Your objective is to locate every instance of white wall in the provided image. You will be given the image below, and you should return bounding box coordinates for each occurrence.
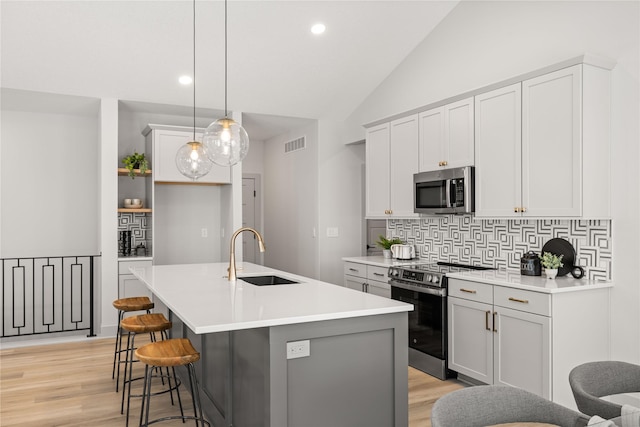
[317,119,366,286]
[346,0,640,362]
[1,107,100,257]
[263,122,319,279]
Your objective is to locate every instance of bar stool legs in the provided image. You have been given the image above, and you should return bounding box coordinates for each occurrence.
[136,338,210,427]
[112,296,154,392]
[119,313,175,427]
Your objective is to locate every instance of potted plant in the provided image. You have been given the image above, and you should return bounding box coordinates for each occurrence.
[539,252,564,279]
[122,151,149,179]
[376,235,403,259]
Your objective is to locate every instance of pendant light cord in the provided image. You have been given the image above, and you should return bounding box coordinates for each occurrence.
[224,0,228,118]
[192,0,196,140]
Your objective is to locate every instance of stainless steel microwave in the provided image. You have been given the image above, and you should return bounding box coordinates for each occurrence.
[414,166,475,214]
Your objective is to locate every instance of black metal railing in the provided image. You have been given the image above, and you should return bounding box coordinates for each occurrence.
[1,255,99,338]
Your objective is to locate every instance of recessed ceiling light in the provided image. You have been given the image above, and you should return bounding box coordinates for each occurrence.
[311,23,326,35]
[179,75,193,85]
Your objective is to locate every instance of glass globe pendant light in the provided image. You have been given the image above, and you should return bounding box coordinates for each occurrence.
[203,0,250,167]
[176,0,213,180]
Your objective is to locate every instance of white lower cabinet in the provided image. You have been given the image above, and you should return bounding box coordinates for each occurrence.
[344,262,390,298]
[447,277,608,408]
[118,259,152,299]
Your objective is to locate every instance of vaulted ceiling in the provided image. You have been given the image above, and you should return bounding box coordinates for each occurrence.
[1,1,459,139]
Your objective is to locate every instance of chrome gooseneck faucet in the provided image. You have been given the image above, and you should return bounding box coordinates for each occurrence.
[228,227,266,281]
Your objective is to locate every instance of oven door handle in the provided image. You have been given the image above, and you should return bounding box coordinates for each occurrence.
[389,280,446,297]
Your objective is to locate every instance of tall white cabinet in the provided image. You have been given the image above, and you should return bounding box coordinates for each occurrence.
[475,64,611,218]
[365,115,418,218]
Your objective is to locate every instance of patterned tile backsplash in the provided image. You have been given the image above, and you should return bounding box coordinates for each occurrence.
[118,212,152,256]
[388,217,611,280]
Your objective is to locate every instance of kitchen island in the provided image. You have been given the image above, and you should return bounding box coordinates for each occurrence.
[130,262,412,427]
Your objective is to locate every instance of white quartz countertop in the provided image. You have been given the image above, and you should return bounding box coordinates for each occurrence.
[342,255,423,267]
[447,269,613,294]
[130,262,412,334]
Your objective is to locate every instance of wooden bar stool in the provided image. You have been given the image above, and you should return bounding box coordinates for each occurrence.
[136,338,210,427]
[112,296,154,391]
[120,313,173,427]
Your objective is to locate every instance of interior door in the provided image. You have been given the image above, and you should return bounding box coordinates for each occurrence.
[242,177,257,263]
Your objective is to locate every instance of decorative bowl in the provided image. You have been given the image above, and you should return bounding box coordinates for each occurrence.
[124,201,143,209]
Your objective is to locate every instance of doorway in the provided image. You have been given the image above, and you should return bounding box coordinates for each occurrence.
[366,219,386,256]
[242,175,262,265]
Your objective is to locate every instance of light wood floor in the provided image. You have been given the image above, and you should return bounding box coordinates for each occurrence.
[1,337,465,426]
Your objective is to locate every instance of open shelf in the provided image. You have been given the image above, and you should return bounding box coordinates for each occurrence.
[118,208,152,213]
[117,167,152,177]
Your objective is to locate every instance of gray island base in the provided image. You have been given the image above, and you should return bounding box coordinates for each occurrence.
[130,262,411,427]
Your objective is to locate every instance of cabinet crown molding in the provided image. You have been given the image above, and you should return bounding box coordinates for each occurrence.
[363,54,616,130]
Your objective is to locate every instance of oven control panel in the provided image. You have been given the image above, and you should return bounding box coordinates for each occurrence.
[388,267,443,286]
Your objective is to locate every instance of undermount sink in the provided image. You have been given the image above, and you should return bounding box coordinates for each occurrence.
[239,275,299,286]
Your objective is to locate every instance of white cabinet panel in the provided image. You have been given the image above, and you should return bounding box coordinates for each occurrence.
[365,115,418,218]
[494,307,551,398]
[343,262,391,298]
[448,296,493,384]
[444,98,475,169]
[118,260,152,298]
[475,64,610,218]
[365,123,391,217]
[146,127,231,184]
[419,97,474,172]
[522,66,581,217]
[474,83,522,217]
[389,115,419,217]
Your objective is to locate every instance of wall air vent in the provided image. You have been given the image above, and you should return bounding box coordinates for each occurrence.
[284,136,306,154]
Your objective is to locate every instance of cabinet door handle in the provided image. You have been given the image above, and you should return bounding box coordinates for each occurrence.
[493,311,498,332]
[460,288,477,294]
[442,161,448,166]
[521,207,527,213]
[362,282,368,292]
[485,310,491,331]
[514,207,520,213]
[373,272,384,277]
[348,268,359,272]
[508,297,529,304]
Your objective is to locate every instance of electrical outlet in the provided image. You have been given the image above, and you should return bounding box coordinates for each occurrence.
[201,228,208,238]
[286,340,310,359]
[326,227,339,238]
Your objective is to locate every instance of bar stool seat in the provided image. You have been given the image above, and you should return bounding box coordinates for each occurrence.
[120,313,173,427]
[136,338,209,426]
[113,296,155,312]
[112,296,155,391]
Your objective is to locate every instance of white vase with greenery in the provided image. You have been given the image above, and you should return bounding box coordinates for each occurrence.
[539,252,564,279]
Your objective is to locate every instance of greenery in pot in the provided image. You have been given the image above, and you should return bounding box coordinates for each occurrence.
[539,252,564,269]
[122,152,149,179]
[376,235,404,250]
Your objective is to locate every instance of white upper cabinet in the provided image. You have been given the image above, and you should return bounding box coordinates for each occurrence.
[475,64,611,218]
[365,122,391,217]
[365,115,419,218]
[144,125,231,184]
[419,97,474,172]
[522,66,582,217]
[475,83,523,217]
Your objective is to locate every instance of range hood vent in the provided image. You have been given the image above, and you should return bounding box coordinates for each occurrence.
[284,136,306,154]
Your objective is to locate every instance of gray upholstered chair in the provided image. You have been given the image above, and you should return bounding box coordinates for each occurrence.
[569,361,640,419]
[430,385,590,427]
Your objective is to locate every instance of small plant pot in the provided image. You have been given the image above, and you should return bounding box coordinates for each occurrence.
[382,249,392,259]
[545,268,558,279]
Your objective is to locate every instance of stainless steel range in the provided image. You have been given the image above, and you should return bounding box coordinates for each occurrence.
[388,262,492,380]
